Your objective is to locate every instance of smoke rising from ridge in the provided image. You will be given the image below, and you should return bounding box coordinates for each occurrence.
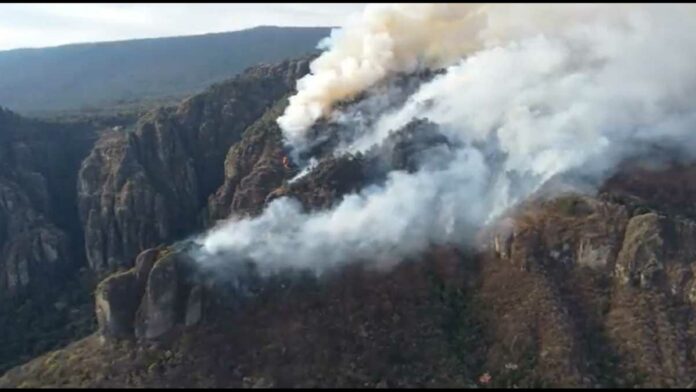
[276,3,490,148]
[191,3,696,277]
[276,3,642,150]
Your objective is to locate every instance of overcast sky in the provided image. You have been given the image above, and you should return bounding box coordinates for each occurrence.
[0,3,367,51]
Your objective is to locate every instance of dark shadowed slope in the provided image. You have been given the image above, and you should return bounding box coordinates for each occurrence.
[0,55,312,375]
[0,107,100,373]
[0,26,330,115]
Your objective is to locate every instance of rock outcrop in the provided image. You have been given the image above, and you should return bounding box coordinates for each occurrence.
[95,270,139,341]
[207,102,371,221]
[482,179,696,387]
[96,247,201,342]
[207,99,295,220]
[78,58,312,276]
[265,154,367,211]
[487,194,630,272]
[209,117,452,221]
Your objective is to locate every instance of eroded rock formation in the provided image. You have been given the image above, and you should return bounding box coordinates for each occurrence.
[96,247,201,342]
[78,58,312,276]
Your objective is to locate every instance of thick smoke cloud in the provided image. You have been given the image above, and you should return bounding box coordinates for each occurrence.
[194,146,490,276]
[192,3,696,277]
[276,3,486,148]
[276,3,642,150]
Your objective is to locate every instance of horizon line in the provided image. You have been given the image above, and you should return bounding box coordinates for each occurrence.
[0,24,337,53]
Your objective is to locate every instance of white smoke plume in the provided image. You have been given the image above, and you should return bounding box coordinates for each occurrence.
[195,147,490,276]
[192,3,696,277]
[276,3,478,147]
[276,3,641,151]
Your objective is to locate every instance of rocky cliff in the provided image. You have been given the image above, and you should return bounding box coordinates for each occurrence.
[94,247,202,342]
[206,98,295,220]
[78,58,312,276]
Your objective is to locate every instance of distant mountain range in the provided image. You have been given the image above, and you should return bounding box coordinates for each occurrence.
[0,26,331,115]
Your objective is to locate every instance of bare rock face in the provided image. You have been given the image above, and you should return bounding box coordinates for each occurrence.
[265,154,366,212]
[487,194,629,272]
[96,247,201,342]
[615,213,666,288]
[207,99,293,220]
[209,117,449,222]
[95,270,139,341]
[94,247,165,341]
[78,58,311,277]
[614,212,696,298]
[135,253,186,340]
[185,285,203,327]
[91,254,140,342]
[78,131,174,275]
[134,247,161,289]
[207,104,370,221]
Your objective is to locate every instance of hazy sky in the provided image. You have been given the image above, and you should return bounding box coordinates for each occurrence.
[0,3,367,51]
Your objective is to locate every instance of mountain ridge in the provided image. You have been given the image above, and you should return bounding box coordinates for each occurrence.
[0,25,335,53]
[0,26,330,114]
